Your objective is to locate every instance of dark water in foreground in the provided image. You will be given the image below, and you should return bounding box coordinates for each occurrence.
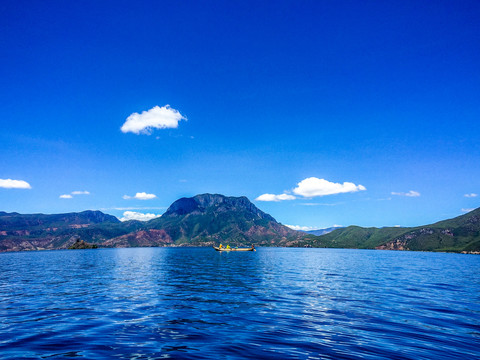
[0,248,479,359]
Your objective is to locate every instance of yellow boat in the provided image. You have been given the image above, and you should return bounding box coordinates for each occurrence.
[213,245,256,251]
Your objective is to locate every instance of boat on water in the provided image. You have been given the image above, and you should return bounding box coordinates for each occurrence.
[213,245,256,251]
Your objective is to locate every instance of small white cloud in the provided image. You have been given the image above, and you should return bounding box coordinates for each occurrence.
[0,179,31,189]
[99,206,166,211]
[293,177,366,197]
[391,190,420,197]
[114,207,165,211]
[464,193,478,198]
[71,190,90,195]
[123,192,157,200]
[121,105,187,135]
[59,190,90,199]
[286,224,343,231]
[462,208,475,213]
[405,191,420,197]
[285,224,320,231]
[120,211,161,222]
[299,202,340,206]
[255,193,296,202]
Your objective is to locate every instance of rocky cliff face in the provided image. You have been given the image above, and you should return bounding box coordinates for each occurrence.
[163,193,275,221]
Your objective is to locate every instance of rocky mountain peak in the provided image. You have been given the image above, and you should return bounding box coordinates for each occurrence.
[163,193,275,221]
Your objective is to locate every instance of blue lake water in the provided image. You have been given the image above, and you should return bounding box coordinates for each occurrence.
[0,247,479,359]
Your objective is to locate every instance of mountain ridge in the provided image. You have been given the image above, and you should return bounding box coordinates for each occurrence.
[1,195,479,253]
[0,194,308,251]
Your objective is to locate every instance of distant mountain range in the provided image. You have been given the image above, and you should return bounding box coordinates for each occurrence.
[0,194,307,252]
[1,194,479,253]
[305,227,343,236]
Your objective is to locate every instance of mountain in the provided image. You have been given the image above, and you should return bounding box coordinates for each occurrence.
[305,227,343,236]
[314,208,480,252]
[0,194,309,251]
[0,210,119,230]
[2,197,478,253]
[106,194,306,247]
[0,210,141,252]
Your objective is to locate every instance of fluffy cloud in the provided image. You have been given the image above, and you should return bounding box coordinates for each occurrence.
[119,211,161,222]
[464,193,478,198]
[255,193,296,202]
[293,177,366,197]
[391,190,420,197]
[60,194,73,199]
[0,179,31,189]
[123,192,157,200]
[121,105,186,135]
[255,177,366,202]
[71,190,90,195]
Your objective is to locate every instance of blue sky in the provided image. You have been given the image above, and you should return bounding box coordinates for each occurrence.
[1,0,479,229]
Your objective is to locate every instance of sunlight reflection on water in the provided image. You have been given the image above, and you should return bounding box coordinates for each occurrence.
[0,247,479,359]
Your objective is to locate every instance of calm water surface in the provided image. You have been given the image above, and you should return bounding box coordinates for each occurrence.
[0,247,479,359]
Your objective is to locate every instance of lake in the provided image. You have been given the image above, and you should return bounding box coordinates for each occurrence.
[0,247,479,359]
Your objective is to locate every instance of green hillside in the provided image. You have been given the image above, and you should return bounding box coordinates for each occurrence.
[315,208,480,252]
[311,226,409,249]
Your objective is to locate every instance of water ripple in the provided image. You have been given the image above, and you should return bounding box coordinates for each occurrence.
[0,248,479,359]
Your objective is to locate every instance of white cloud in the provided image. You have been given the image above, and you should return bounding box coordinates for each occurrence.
[293,177,366,197]
[391,190,420,197]
[462,208,475,213]
[255,193,296,202]
[120,211,161,222]
[71,190,90,195]
[105,207,166,211]
[59,190,90,199]
[121,105,187,135]
[299,202,341,206]
[123,192,157,200]
[464,193,478,198]
[286,224,343,231]
[0,179,31,189]
[285,225,320,231]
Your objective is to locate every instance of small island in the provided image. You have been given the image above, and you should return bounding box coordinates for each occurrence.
[68,239,98,250]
